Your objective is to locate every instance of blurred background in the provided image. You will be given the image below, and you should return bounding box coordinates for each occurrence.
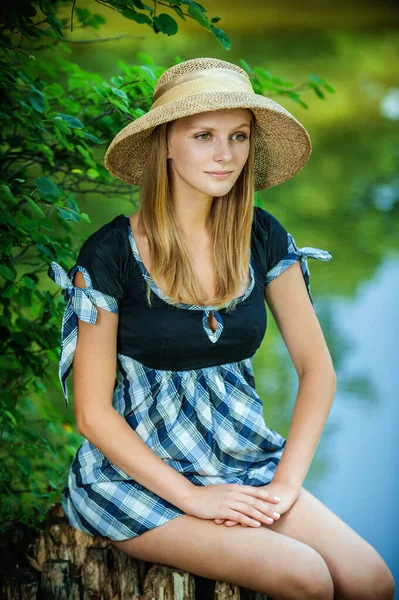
[57,0,399,582]
[4,0,398,589]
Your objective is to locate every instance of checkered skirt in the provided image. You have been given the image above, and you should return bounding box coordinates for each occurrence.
[47,227,331,541]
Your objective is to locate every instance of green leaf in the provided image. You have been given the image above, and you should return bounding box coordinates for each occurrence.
[0,265,15,282]
[23,195,47,218]
[309,83,325,99]
[4,411,17,426]
[253,66,272,81]
[29,88,46,114]
[188,6,210,29]
[133,12,152,25]
[36,144,55,167]
[308,74,324,85]
[86,168,99,179]
[2,241,13,256]
[137,51,155,66]
[239,58,252,75]
[46,14,64,37]
[51,117,72,134]
[210,26,231,50]
[17,70,30,84]
[132,0,148,8]
[35,177,61,201]
[75,145,91,159]
[57,208,74,221]
[153,13,178,36]
[82,132,103,144]
[109,98,128,112]
[46,83,64,98]
[139,65,157,82]
[55,114,84,129]
[171,5,186,20]
[79,213,91,224]
[130,107,147,118]
[322,82,336,94]
[0,184,17,206]
[60,197,81,222]
[270,76,293,88]
[121,8,151,25]
[111,87,128,100]
[21,276,36,291]
[2,283,18,298]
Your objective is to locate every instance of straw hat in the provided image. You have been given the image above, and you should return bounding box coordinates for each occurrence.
[104,57,312,191]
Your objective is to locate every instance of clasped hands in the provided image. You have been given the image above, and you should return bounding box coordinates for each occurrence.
[185,480,300,528]
[216,481,300,527]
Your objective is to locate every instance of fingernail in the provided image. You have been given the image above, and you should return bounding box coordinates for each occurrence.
[273,512,280,519]
[274,496,281,501]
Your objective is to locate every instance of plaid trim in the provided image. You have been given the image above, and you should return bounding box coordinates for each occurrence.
[48,226,330,542]
[61,353,286,541]
[266,232,332,313]
[47,262,119,408]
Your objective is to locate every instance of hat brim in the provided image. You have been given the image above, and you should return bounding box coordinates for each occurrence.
[104,91,312,191]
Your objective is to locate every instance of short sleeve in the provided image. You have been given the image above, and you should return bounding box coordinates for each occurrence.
[252,206,332,312]
[47,220,126,408]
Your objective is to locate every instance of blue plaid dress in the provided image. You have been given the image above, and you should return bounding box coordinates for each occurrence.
[47,206,332,541]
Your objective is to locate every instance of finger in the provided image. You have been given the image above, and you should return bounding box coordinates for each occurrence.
[226,520,254,527]
[223,507,264,528]
[231,500,276,525]
[240,486,281,504]
[235,494,281,522]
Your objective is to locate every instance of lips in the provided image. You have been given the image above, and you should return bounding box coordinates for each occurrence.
[206,171,232,180]
[206,171,232,174]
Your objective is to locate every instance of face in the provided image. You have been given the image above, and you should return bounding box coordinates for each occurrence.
[166,108,252,198]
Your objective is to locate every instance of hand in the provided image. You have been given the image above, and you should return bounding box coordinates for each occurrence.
[214,481,300,528]
[184,483,282,528]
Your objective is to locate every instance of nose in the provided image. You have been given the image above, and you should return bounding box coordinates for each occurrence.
[213,136,233,163]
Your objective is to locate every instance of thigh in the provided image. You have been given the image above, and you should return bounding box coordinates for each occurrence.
[112,513,334,600]
[264,486,395,600]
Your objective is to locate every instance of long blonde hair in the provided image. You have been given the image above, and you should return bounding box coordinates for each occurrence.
[137,110,256,311]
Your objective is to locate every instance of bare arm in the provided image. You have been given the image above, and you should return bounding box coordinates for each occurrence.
[264,261,337,491]
[72,271,195,513]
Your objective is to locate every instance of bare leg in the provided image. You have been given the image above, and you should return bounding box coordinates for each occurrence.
[111,501,334,599]
[257,487,395,600]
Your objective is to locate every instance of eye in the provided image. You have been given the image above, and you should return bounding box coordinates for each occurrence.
[195,132,248,141]
[196,132,211,140]
[234,133,248,141]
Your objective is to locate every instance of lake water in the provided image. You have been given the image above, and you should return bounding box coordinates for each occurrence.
[259,255,399,592]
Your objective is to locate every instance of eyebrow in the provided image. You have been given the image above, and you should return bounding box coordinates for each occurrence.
[188,123,251,130]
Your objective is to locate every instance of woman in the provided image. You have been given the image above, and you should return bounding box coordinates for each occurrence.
[48,58,395,599]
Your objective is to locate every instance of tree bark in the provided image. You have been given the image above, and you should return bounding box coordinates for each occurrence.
[0,502,269,599]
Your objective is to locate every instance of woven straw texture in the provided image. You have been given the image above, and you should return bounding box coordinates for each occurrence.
[104,57,312,191]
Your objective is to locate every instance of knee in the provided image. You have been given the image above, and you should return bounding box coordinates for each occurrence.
[294,548,334,600]
[340,552,396,600]
[364,557,395,600]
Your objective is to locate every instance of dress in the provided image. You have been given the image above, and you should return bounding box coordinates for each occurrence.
[47,206,332,541]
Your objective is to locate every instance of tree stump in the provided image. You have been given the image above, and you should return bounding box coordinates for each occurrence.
[0,502,269,599]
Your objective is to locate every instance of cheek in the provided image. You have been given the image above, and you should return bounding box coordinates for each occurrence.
[236,143,250,163]
[174,142,207,169]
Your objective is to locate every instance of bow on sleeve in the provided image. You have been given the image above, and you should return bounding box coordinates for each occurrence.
[47,261,119,408]
[266,232,332,313]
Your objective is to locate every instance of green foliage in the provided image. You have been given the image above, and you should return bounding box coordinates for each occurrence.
[0,0,332,536]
